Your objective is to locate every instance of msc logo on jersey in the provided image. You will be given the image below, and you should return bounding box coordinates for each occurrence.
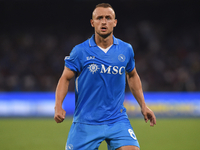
[118,54,126,62]
[88,64,100,74]
[88,64,125,75]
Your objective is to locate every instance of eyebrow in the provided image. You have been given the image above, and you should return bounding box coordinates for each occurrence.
[96,15,113,19]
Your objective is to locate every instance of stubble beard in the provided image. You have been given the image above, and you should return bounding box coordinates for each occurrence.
[96,30,113,39]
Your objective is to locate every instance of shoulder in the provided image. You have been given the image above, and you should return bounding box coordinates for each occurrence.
[115,37,133,50]
[74,39,90,50]
[115,37,135,58]
[71,39,90,55]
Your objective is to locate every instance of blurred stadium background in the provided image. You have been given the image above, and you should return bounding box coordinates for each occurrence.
[0,0,200,150]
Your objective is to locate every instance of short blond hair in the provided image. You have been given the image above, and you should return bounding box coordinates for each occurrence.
[95,3,114,9]
[92,3,116,19]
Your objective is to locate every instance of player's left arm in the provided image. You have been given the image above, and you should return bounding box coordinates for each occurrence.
[126,68,156,126]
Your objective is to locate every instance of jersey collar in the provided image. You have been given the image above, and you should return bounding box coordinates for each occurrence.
[89,34,119,47]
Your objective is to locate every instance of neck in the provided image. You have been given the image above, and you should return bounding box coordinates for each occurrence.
[94,33,113,49]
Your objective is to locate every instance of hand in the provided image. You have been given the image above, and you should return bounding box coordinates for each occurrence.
[141,106,156,127]
[54,106,66,123]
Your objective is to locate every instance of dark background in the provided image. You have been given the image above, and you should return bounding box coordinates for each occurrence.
[0,0,200,91]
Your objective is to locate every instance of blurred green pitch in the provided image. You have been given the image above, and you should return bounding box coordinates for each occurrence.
[0,118,199,150]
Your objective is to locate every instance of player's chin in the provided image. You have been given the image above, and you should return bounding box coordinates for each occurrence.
[97,31,112,38]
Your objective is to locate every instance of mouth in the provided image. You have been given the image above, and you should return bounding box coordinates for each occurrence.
[101,27,107,32]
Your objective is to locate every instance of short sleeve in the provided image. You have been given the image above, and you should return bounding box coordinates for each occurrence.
[126,44,135,73]
[64,46,81,73]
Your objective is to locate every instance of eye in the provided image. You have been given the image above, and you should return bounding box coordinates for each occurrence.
[106,16,111,20]
[97,16,103,20]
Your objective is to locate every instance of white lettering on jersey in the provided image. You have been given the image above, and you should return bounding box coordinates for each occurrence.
[112,66,118,74]
[88,64,125,75]
[119,66,125,75]
[87,56,95,60]
[100,65,111,74]
[101,64,125,75]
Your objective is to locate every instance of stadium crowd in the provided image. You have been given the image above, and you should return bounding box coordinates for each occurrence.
[0,1,199,92]
[0,20,199,92]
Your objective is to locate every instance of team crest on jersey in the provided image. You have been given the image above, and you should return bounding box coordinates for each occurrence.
[118,54,125,62]
[88,63,100,74]
[66,144,73,150]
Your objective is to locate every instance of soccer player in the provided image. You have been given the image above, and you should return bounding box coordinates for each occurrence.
[54,3,156,150]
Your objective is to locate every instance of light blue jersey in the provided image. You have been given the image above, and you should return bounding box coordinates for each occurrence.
[65,34,135,124]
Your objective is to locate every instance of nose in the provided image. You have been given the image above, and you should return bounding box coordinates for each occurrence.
[101,18,106,24]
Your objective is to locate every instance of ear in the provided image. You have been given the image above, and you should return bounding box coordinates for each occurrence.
[114,19,117,27]
[90,19,94,27]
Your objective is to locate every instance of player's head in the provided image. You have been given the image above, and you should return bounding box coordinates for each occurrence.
[92,3,116,19]
[91,3,117,38]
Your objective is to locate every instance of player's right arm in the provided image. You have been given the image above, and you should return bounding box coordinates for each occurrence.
[54,66,75,123]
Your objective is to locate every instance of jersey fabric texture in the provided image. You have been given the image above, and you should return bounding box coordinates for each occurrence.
[65,120,140,150]
[65,34,135,125]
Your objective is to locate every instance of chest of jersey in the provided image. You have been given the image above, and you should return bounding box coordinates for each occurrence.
[81,46,128,76]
